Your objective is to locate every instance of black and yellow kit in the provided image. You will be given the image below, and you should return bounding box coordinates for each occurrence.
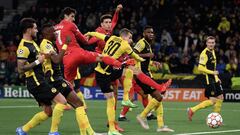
[17,39,59,105]
[95,35,143,93]
[134,38,155,94]
[198,48,223,98]
[40,39,72,98]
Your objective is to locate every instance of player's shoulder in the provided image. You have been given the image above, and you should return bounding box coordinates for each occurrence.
[136,38,145,45]
[18,39,34,50]
[200,48,208,56]
[40,39,53,48]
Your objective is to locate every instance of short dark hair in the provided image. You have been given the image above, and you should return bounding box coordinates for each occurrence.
[100,14,112,22]
[119,28,133,36]
[143,25,153,31]
[60,7,76,19]
[41,23,53,33]
[20,18,36,34]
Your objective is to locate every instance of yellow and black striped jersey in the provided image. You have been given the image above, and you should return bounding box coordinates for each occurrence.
[17,39,45,88]
[199,48,219,84]
[95,35,134,75]
[134,38,152,73]
[40,39,63,82]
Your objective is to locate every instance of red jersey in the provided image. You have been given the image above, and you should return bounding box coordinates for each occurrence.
[54,20,87,52]
[88,10,119,53]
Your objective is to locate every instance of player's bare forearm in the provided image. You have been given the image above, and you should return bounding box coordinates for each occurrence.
[138,53,154,58]
[17,60,37,74]
[50,50,65,64]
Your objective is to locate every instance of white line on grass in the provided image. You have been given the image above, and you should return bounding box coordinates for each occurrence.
[0,105,37,108]
[175,129,240,135]
[0,106,239,112]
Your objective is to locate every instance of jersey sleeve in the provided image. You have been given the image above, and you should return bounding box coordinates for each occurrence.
[17,46,30,60]
[70,23,88,44]
[122,41,133,55]
[110,10,119,33]
[134,40,145,53]
[40,42,55,54]
[199,52,208,66]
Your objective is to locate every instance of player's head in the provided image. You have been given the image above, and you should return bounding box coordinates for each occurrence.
[20,18,38,38]
[206,36,216,50]
[143,25,154,41]
[41,23,55,40]
[100,14,112,31]
[119,28,133,44]
[62,7,76,22]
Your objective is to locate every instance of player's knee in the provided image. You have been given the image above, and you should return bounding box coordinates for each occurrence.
[104,92,114,99]
[218,94,224,100]
[151,91,163,102]
[44,108,53,117]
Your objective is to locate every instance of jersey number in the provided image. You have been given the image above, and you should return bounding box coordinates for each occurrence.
[55,30,63,45]
[103,40,120,56]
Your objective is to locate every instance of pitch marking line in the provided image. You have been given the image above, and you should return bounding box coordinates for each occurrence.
[0,106,240,112]
[175,129,240,135]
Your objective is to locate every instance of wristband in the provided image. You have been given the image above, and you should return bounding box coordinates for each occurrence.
[62,44,68,50]
[34,60,40,65]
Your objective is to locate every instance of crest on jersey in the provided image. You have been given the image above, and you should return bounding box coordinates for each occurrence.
[62,82,67,88]
[51,88,57,93]
[199,56,204,63]
[46,44,52,50]
[18,49,24,54]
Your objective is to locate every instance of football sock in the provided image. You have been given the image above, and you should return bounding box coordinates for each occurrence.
[156,102,164,128]
[140,98,159,118]
[50,103,65,132]
[136,73,164,92]
[77,91,87,109]
[120,106,130,116]
[213,99,223,113]
[123,68,133,101]
[142,97,149,108]
[102,56,121,67]
[22,111,48,132]
[76,106,94,135]
[191,100,214,112]
[107,97,116,131]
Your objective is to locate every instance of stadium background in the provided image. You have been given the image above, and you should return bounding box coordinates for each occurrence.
[0,0,240,135]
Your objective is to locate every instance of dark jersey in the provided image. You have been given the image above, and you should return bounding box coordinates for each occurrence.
[199,48,219,84]
[40,39,63,82]
[16,39,45,88]
[134,38,152,74]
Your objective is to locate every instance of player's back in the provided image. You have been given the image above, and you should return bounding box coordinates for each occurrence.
[102,35,132,59]
[54,20,80,51]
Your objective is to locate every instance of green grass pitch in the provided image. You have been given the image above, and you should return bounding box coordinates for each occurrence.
[0,99,239,135]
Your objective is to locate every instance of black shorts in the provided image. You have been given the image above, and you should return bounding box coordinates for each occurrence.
[95,69,123,93]
[49,79,73,98]
[28,82,59,106]
[135,72,156,94]
[205,82,223,98]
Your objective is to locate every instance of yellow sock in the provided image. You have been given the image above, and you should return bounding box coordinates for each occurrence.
[191,100,214,112]
[76,107,94,135]
[156,102,164,128]
[22,111,48,132]
[140,98,159,118]
[77,91,87,109]
[50,103,65,132]
[213,99,223,113]
[123,68,133,101]
[107,97,116,131]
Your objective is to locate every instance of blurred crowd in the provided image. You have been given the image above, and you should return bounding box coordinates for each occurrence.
[0,0,240,86]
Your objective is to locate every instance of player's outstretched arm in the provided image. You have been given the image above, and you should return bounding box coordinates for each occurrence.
[50,36,70,63]
[198,64,219,75]
[111,4,123,32]
[85,32,108,41]
[130,52,145,62]
[17,55,45,74]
